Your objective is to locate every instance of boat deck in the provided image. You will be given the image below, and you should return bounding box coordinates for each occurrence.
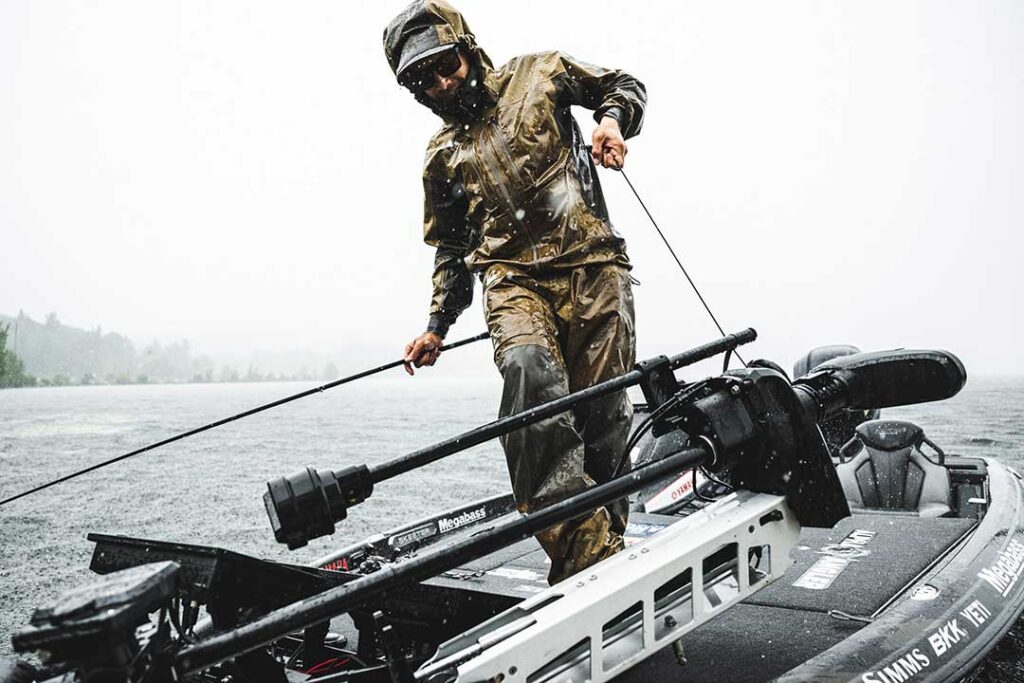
[378,511,975,681]
[622,513,976,681]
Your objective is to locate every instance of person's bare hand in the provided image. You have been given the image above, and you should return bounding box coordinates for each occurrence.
[592,116,627,170]
[403,331,443,375]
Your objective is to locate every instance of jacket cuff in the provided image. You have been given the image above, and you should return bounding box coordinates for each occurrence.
[427,313,451,339]
[595,106,625,127]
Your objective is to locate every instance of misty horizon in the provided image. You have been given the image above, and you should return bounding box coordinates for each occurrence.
[2,1,1021,377]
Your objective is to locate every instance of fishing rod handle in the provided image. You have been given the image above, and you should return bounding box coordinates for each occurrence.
[668,328,756,371]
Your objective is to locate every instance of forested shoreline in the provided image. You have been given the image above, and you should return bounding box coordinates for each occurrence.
[0,312,339,389]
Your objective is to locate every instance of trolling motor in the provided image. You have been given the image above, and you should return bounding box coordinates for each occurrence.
[171,339,966,676]
[264,327,966,548]
[263,330,760,549]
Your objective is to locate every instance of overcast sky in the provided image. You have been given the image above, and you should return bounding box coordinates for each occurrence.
[1,1,1021,377]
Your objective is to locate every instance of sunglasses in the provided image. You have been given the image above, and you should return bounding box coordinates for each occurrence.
[402,48,462,93]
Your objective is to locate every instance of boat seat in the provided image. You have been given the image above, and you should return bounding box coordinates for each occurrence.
[836,420,952,518]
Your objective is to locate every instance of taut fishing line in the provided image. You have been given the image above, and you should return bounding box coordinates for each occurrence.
[616,167,747,368]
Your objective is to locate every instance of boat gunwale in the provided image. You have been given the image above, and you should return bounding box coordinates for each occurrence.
[776,456,1024,682]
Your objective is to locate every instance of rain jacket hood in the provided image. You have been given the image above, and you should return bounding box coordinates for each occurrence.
[383,0,497,121]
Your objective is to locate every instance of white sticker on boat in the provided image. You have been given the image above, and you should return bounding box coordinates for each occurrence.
[860,599,993,682]
[645,470,704,513]
[926,617,968,656]
[977,538,1024,596]
[487,567,546,583]
[792,555,851,590]
[860,649,932,683]
[793,529,877,590]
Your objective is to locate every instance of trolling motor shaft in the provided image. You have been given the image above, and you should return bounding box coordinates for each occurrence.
[264,329,759,549]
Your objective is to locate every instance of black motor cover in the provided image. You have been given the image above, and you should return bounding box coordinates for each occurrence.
[674,368,851,528]
[12,561,179,668]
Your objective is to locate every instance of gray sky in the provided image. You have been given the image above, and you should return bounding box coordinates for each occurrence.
[1,1,1021,377]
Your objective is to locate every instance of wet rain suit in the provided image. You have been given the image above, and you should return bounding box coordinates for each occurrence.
[384,0,647,584]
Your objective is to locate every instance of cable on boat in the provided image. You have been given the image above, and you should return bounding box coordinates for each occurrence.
[615,167,747,368]
[0,331,491,508]
[613,379,710,478]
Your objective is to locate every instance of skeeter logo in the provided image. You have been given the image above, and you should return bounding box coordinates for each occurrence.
[390,522,437,549]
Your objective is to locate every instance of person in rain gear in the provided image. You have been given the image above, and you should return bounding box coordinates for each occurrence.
[384,0,646,584]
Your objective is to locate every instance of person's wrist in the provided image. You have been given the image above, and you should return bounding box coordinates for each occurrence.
[600,115,621,129]
[426,313,450,339]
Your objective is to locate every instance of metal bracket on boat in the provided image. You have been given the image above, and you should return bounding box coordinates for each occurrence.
[636,355,678,410]
[416,491,799,683]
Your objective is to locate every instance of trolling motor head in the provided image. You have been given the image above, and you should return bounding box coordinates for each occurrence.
[644,348,966,527]
[793,345,879,456]
[790,348,966,416]
[264,465,373,549]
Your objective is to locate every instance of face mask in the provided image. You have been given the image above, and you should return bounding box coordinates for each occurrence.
[418,60,491,123]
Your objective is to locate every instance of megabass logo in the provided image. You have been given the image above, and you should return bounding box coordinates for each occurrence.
[438,507,487,533]
[978,538,1024,596]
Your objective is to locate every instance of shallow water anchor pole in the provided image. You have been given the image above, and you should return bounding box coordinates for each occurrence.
[179,441,716,675]
[264,328,758,549]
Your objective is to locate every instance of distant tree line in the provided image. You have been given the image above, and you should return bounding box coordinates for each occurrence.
[0,323,35,387]
[0,312,341,389]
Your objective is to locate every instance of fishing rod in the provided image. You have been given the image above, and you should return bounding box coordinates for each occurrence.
[0,331,490,508]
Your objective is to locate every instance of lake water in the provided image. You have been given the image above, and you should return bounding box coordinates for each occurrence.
[1,373,1022,656]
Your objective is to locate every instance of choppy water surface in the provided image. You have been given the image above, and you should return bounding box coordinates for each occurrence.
[0,374,1022,655]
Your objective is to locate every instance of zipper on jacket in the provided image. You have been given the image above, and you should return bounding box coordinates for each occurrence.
[478,120,540,262]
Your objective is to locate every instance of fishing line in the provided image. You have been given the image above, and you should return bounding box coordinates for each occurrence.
[615,167,746,368]
[0,331,490,508]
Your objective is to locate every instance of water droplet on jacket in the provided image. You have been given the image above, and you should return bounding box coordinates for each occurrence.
[515,209,525,221]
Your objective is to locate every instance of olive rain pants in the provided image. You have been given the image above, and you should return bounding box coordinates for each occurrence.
[484,263,636,584]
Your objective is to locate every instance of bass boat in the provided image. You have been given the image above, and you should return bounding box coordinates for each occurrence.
[6,329,1024,683]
